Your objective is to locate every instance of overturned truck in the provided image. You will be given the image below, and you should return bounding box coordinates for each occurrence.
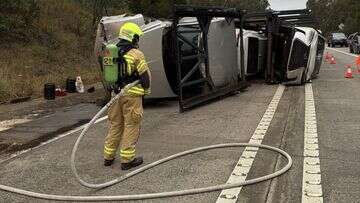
[94,6,325,111]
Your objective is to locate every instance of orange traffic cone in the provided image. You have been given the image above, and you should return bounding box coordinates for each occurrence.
[330,56,336,64]
[345,65,353,78]
[356,55,360,68]
[325,52,331,61]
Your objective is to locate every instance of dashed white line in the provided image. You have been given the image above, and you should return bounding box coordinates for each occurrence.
[302,83,323,203]
[216,85,285,203]
[0,116,108,164]
[326,47,358,58]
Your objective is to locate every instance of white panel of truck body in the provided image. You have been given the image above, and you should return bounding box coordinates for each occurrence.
[140,21,177,98]
[208,18,239,86]
[94,14,145,58]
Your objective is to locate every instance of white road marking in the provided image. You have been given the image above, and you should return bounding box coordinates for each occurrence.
[302,84,323,203]
[0,116,108,164]
[216,85,285,203]
[326,47,358,58]
[0,118,32,132]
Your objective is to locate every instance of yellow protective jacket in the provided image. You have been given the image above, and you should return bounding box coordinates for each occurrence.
[123,48,151,96]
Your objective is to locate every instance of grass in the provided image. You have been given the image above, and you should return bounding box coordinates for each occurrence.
[0,43,102,103]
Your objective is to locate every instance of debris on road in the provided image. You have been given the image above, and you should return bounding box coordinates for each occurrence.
[55,88,67,97]
[87,86,95,93]
[75,76,85,93]
[44,83,56,100]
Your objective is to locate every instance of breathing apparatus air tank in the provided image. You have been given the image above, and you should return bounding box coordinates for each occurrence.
[102,44,119,87]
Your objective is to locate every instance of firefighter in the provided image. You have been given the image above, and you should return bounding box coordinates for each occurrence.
[103,22,151,170]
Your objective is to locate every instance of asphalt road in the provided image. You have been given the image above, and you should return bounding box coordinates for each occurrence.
[0,48,359,202]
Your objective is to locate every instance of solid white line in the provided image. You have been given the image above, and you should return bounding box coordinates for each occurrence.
[326,47,358,58]
[0,116,108,164]
[302,84,323,203]
[216,85,285,203]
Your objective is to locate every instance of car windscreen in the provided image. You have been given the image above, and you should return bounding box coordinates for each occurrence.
[288,39,310,71]
[332,33,346,39]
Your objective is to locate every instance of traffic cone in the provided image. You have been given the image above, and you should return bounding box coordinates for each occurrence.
[330,56,336,64]
[344,65,353,78]
[356,55,360,69]
[325,52,331,61]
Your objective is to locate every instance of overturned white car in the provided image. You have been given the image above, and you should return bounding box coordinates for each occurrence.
[240,9,325,84]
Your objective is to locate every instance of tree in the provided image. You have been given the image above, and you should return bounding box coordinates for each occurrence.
[307,0,360,35]
[0,0,40,42]
[127,0,269,18]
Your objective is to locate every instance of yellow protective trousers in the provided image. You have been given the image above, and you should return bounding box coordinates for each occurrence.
[104,95,143,163]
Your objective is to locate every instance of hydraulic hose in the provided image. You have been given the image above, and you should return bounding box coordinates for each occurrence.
[0,81,293,201]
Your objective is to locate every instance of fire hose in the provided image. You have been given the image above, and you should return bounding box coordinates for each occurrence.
[0,81,292,201]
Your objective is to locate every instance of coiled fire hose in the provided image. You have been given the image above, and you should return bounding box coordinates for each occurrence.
[0,81,292,201]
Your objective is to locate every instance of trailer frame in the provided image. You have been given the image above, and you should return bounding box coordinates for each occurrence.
[173,5,247,112]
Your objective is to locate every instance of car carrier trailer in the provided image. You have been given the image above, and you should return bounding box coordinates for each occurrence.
[94,6,325,111]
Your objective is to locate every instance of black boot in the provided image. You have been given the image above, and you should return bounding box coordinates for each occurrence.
[104,159,114,166]
[121,157,143,170]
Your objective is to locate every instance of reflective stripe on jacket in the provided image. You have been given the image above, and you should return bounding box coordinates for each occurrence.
[123,49,151,96]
